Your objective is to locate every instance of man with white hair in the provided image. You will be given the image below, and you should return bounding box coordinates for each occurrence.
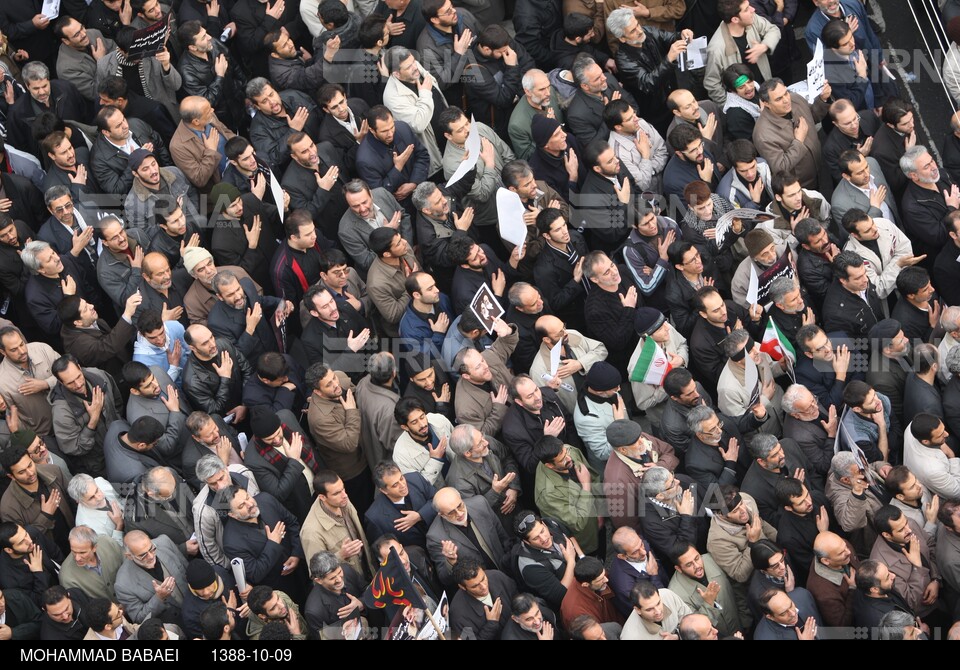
[190,454,260,568]
[826,450,890,556]
[782,384,838,479]
[22,240,91,335]
[508,69,564,160]
[115,530,188,623]
[67,474,123,543]
[58,525,124,600]
[638,467,698,566]
[938,307,960,384]
[445,423,521,527]
[900,145,960,268]
[605,8,691,134]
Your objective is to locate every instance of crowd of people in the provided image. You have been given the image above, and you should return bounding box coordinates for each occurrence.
[0,0,956,643]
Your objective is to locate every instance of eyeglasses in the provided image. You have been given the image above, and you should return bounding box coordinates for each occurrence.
[441,501,466,518]
[702,420,724,435]
[437,5,456,15]
[133,544,158,561]
[53,202,75,214]
[26,438,45,457]
[104,230,126,244]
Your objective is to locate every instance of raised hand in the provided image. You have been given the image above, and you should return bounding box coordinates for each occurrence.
[490,384,508,405]
[244,215,262,249]
[213,350,234,378]
[428,435,448,460]
[820,404,838,437]
[453,207,474,231]
[340,388,357,410]
[265,521,287,544]
[161,301,183,322]
[346,328,371,352]
[265,0,286,19]
[720,437,739,462]
[697,581,721,606]
[613,176,631,204]
[484,597,502,621]
[453,28,473,55]
[161,384,180,413]
[392,144,414,171]
[288,106,309,131]
[428,312,450,333]
[317,165,339,190]
[40,489,61,515]
[543,416,566,437]
[491,471,516,494]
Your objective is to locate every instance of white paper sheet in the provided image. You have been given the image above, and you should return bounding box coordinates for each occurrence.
[496,188,528,250]
[678,36,708,71]
[230,557,247,592]
[416,593,449,640]
[549,339,562,377]
[269,169,284,223]
[744,351,759,407]
[746,263,759,306]
[806,40,826,103]
[42,0,60,19]
[445,116,481,187]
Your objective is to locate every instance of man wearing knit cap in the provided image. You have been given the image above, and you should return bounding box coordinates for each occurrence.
[730,227,794,311]
[182,246,263,326]
[181,559,238,640]
[603,419,679,529]
[527,115,582,199]
[208,181,282,293]
[242,406,319,523]
[529,314,608,414]
[627,307,688,427]
[573,361,629,468]
[123,149,201,233]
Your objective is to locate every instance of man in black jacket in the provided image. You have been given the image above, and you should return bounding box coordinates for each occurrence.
[0,0,58,72]
[899,145,957,272]
[463,26,533,138]
[576,140,636,253]
[774,477,830,588]
[230,0,307,78]
[207,270,292,363]
[450,560,516,640]
[565,55,638,147]
[90,105,170,198]
[317,84,370,178]
[411,170,478,283]
[606,8,691,135]
[6,63,88,159]
[890,266,938,342]
[0,215,38,338]
[182,325,252,424]
[533,209,588,332]
[795,218,840,310]
[281,133,346,240]
[511,0,562,70]
[0,171,47,233]
[501,375,572,476]
[97,76,177,143]
[242,352,305,415]
[637,467,700,567]
[300,284,376,384]
[935,211,960,308]
[821,250,884,340]
[583,251,639,375]
[246,79,320,173]
[179,20,247,135]
[40,586,90,640]
[688,285,760,399]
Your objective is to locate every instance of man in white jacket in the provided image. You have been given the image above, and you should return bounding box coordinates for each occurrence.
[841,210,922,301]
[383,46,447,176]
[393,396,455,487]
[904,413,960,502]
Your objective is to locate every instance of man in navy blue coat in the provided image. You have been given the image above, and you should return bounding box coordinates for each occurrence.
[364,462,438,549]
[355,106,431,210]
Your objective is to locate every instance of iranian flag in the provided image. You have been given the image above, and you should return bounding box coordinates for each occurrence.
[629,337,672,385]
[761,318,796,364]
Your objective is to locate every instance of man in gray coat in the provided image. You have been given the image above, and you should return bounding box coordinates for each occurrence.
[124,363,190,454]
[102,415,185,485]
[55,18,115,101]
[339,181,414,274]
[445,424,521,530]
[830,150,900,230]
[115,531,188,624]
[95,37,183,124]
[426,487,513,587]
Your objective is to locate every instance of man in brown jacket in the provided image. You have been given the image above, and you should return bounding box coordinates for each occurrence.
[706,485,777,585]
[869,505,940,618]
[0,327,60,440]
[753,78,832,191]
[169,96,236,193]
[365,228,419,339]
[182,246,262,326]
[0,433,74,553]
[603,419,678,530]
[305,362,373,514]
[454,319,518,436]
[300,470,375,581]
[807,531,860,628]
[825,451,890,557]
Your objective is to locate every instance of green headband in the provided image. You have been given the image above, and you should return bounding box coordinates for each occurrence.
[734,74,751,89]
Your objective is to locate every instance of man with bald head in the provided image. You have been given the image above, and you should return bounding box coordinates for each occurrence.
[136,252,191,328]
[170,96,236,193]
[115,530,188,624]
[608,526,666,618]
[678,612,720,640]
[528,314,608,413]
[181,324,252,420]
[58,526,124,600]
[665,89,724,158]
[426,487,512,587]
[806,531,860,628]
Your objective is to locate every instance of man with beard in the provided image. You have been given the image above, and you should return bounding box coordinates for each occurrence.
[530,314,607,415]
[317,84,370,177]
[265,27,326,95]
[0,522,63,606]
[222,486,305,594]
[209,184,281,293]
[300,285,374,384]
[37,187,101,311]
[583,252,639,374]
[621,209,678,314]
[453,319,516,437]
[392,397,453,488]
[245,585,308,640]
[181,247,261,327]
[663,125,718,199]
[528,117,581,201]
[58,292,140,382]
[806,530,860,628]
[741,434,817,527]
[753,587,821,640]
[123,362,189,456]
[560,556,624,630]
[501,373,571,474]
[718,140,774,210]
[869,505,939,618]
[245,78,320,174]
[179,21,246,135]
[844,380,894,464]
[135,252,191,329]
[891,267,940,343]
[54,17,114,102]
[191,454,261,568]
[0,439,73,554]
[303,550,367,640]
[823,101,881,185]
[96,216,148,314]
[775,477,831,588]
[0,215,37,334]
[903,413,960,502]
[181,559,242,640]
[91,105,170,197]
[684,405,751,492]
[207,270,291,362]
[132,311,189,387]
[668,543,742,637]
[508,69,564,161]
[533,438,600,555]
[403,353,453,419]
[793,219,840,311]
[124,149,200,232]
[566,55,638,147]
[864,319,911,426]
[41,132,99,200]
[767,278,816,352]
[450,559,516,640]
[852,559,920,635]
[222,138,287,213]
[621,579,690,641]
[40,586,90,640]
[832,150,899,233]
[900,146,960,271]
[688,285,761,399]
[182,324,251,424]
[782,384,839,479]
[887,466,940,536]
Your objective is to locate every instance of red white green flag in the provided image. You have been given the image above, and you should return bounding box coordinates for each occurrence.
[629,337,672,385]
[761,318,796,364]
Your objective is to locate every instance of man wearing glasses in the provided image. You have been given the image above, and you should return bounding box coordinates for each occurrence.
[426,487,511,588]
[115,530,188,624]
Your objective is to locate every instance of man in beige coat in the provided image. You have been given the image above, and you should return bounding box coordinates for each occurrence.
[707,487,777,585]
[300,471,375,581]
[529,315,608,414]
[703,0,781,106]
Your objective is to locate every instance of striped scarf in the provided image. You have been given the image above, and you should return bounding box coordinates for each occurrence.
[253,424,321,475]
[115,52,151,100]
